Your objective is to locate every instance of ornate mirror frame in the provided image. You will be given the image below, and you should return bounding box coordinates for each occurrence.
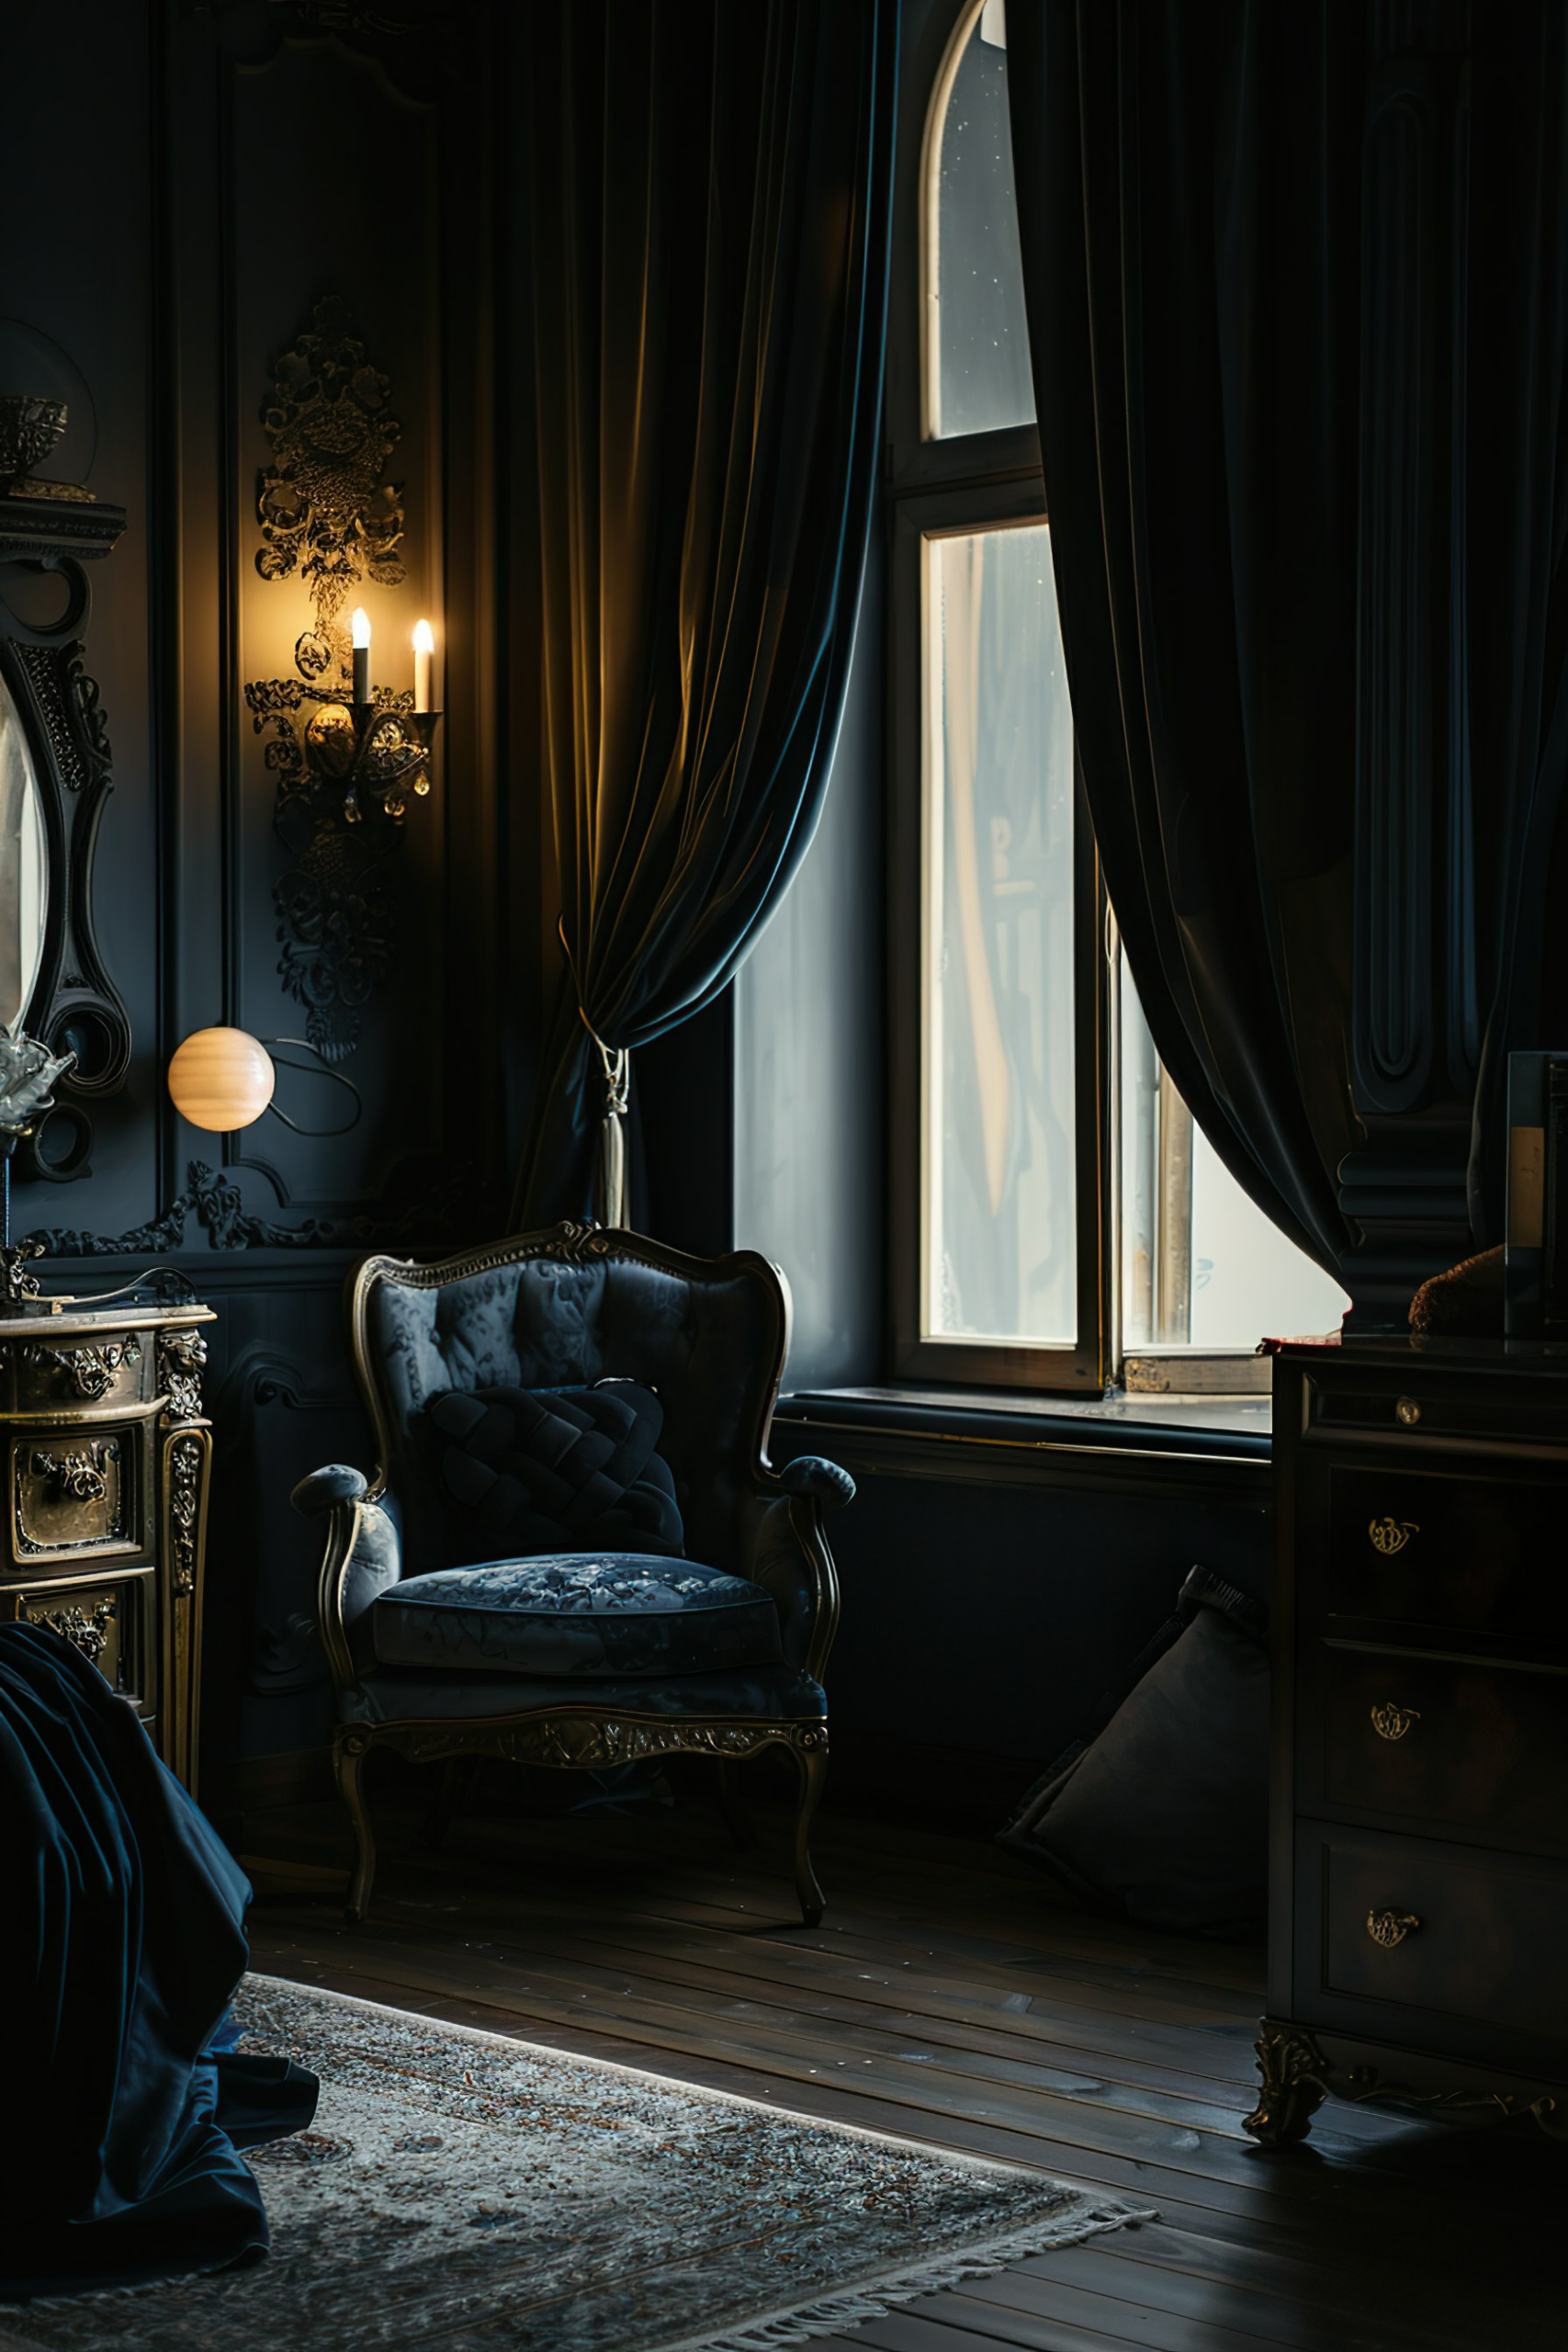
[0,494,131,1182]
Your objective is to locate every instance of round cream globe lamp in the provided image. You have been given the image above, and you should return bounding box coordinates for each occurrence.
[167,1027,276,1132]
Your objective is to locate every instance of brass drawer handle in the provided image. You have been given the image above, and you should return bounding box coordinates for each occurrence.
[24,1337,142,1401]
[1394,1395,1421,1426]
[32,1445,109,1503]
[1368,1516,1419,1555]
[1366,1908,1422,1949]
[1370,1702,1420,1741]
[28,1594,117,1666]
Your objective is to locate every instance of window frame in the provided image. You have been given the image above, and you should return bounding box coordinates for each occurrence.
[886,0,1112,1395]
[887,480,1112,1393]
[885,0,1309,1400]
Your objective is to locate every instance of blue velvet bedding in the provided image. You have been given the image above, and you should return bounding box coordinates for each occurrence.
[0,1624,317,2301]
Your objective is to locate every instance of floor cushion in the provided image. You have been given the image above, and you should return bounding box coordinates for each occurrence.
[997,1565,1269,1938]
[371,1555,784,1679]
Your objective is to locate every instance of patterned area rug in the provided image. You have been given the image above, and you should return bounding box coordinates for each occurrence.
[5,1975,1155,2352]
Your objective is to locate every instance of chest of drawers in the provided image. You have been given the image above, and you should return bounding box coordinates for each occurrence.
[1247,1337,1567,2143]
[0,1296,215,1793]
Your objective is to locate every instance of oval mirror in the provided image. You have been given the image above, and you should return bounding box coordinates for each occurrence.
[0,669,48,1035]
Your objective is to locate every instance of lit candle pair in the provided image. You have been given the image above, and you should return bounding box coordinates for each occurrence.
[350,609,437,711]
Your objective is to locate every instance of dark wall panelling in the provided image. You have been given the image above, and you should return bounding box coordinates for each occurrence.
[190,1250,372,1822]
[1339,16,1476,1315]
[768,1413,1270,1829]
[2,0,512,1809]
[1,1,159,1206]
[5,0,1269,1840]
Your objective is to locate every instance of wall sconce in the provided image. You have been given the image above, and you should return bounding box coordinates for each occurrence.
[168,1027,360,1136]
[244,296,444,1059]
[299,609,442,826]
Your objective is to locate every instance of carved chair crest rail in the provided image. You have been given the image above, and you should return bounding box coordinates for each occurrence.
[293,1221,853,1924]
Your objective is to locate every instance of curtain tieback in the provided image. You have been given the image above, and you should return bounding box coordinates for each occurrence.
[579,1007,630,1230]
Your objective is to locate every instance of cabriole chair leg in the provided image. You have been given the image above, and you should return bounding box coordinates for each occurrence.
[792,1737,829,1927]
[337,1735,377,1924]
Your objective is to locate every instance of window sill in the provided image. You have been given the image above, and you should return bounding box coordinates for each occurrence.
[773,1382,1272,1461]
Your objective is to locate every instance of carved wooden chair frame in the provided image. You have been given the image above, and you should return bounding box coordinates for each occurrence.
[294,1222,844,1925]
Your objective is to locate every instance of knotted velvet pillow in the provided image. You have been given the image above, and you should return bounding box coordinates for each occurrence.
[426,1379,685,1559]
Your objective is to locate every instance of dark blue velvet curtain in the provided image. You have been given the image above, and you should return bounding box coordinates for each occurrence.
[1005,0,1365,1275]
[0,1627,316,2300]
[512,0,896,1228]
[1006,2,1568,1276]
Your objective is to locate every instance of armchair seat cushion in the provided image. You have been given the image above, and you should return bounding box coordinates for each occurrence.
[369,1554,784,1680]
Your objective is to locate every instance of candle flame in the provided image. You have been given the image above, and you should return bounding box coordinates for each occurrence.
[413,618,434,653]
[351,607,372,649]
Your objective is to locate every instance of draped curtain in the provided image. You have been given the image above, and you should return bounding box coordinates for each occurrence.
[512,0,896,1229]
[1005,1,1568,1282]
[1006,0,1365,1276]
[1460,6,1568,1234]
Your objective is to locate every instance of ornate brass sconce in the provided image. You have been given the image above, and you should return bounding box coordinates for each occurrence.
[243,297,441,1060]
[298,692,441,824]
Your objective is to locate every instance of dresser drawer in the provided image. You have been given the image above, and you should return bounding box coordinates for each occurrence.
[1294,1823,1568,2065]
[1305,1646,1568,1854]
[9,1571,154,1712]
[8,1426,147,1566]
[1314,1464,1568,1642]
[7,1329,155,1414]
[1304,1370,1567,1453]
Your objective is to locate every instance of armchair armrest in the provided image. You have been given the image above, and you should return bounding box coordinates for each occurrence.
[778,1454,856,1510]
[291,1463,370,1516]
[741,1454,852,1682]
[291,1462,401,1691]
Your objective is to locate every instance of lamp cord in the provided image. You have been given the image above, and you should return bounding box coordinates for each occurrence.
[259,1038,363,1136]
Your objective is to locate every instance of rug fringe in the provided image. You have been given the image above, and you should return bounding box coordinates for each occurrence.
[657,2199,1158,2352]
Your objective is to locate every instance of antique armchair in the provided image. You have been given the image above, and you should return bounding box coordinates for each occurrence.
[292,1223,852,1925]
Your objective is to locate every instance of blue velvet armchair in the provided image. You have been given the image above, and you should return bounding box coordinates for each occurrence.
[292,1222,853,1924]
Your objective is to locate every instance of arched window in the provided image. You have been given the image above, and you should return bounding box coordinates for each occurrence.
[923,0,1034,441]
[889,0,1347,1392]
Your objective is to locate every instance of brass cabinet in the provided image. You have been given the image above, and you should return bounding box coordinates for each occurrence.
[0,1299,214,1792]
[1247,1337,1568,2143]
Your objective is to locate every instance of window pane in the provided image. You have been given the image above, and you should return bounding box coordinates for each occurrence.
[930,0,1035,440]
[1119,956,1350,1349]
[924,525,1075,1345]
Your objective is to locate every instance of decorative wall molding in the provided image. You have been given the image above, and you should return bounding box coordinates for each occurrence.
[266,0,428,42]
[23,1156,468,1257]
[244,297,415,1061]
[1340,20,1478,1318]
[0,495,133,1181]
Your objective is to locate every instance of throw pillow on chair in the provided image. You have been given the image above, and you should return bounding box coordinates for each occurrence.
[426,1379,684,1556]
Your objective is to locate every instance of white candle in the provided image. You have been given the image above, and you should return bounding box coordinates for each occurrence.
[413,617,434,712]
[351,606,371,705]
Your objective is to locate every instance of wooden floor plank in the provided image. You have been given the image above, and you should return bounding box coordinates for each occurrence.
[1008,2246,1474,2352]
[260,1907,1393,2153]
[930,2276,1291,2351]
[271,1798,1268,2023]
[243,1796,1557,2352]
[254,1919,1438,2210]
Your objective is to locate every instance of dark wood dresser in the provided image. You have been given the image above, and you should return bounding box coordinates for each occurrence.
[1247,1335,1567,2142]
[0,1297,215,1795]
